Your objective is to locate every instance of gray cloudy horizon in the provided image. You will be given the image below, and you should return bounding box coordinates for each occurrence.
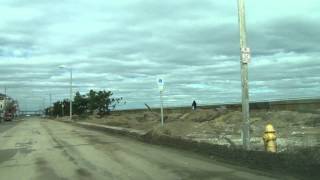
[0,0,319,111]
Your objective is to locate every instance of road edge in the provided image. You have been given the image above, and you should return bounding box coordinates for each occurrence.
[56,119,319,180]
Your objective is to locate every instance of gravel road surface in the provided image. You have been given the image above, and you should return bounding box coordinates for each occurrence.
[0,117,294,180]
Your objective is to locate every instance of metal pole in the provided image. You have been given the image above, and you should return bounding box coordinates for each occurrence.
[1,87,6,123]
[4,87,6,112]
[70,68,73,121]
[160,91,164,126]
[237,0,250,150]
[49,93,52,116]
[42,97,45,115]
[4,88,7,119]
[62,103,64,117]
[49,93,52,106]
[42,98,44,110]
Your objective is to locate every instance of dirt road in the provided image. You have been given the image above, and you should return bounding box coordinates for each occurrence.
[0,117,292,180]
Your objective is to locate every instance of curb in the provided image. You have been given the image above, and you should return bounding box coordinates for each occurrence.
[57,119,147,140]
[76,121,146,139]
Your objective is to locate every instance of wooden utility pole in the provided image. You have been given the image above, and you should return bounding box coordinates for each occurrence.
[237,0,251,150]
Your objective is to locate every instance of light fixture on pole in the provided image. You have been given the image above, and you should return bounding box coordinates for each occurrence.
[58,65,73,121]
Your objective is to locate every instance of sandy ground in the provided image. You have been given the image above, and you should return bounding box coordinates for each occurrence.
[77,108,320,151]
[0,117,292,180]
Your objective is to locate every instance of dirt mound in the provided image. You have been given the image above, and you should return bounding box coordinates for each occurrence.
[136,112,159,122]
[183,109,221,122]
[80,108,320,150]
[166,112,184,122]
[106,120,130,128]
[148,120,199,137]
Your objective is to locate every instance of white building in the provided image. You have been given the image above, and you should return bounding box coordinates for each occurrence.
[0,93,17,112]
[0,93,5,112]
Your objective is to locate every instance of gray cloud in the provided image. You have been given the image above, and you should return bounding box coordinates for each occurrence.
[0,0,319,110]
[248,17,320,55]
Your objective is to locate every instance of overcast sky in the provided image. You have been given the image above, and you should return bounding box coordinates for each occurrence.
[0,0,319,111]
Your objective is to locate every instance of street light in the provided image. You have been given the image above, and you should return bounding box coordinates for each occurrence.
[58,65,73,121]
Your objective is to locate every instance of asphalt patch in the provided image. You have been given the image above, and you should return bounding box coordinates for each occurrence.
[0,149,18,163]
[171,168,248,180]
[36,158,68,180]
[76,168,92,177]
[18,148,35,155]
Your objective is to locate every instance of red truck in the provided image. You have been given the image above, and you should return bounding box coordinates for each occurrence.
[3,105,16,121]
[4,111,13,121]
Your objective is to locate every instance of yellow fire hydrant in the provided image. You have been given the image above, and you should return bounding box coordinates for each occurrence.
[263,124,277,153]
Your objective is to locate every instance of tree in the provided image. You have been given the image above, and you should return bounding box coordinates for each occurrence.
[87,90,98,113]
[97,90,111,115]
[73,92,88,115]
[87,89,123,116]
[62,99,70,116]
[53,101,62,117]
[51,100,70,117]
[47,89,124,117]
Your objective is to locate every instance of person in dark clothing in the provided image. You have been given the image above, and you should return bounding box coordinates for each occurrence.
[192,100,197,110]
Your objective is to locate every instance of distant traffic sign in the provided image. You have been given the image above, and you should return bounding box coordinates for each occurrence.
[157,78,164,92]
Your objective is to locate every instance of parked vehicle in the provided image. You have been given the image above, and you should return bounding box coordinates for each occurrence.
[4,112,13,121]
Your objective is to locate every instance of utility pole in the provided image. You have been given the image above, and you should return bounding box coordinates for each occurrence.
[49,93,52,116]
[4,87,6,108]
[237,0,251,150]
[42,97,45,115]
[70,68,73,121]
[49,93,52,106]
[58,65,73,121]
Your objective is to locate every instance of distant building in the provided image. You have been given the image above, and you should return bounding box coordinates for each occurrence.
[0,93,18,113]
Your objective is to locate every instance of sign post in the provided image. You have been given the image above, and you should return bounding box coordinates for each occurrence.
[157,78,164,126]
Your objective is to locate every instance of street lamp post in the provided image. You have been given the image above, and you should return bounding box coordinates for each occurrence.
[59,65,73,121]
[70,68,73,121]
[237,0,251,150]
[49,93,52,116]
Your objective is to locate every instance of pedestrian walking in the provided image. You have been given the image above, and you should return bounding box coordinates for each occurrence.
[192,100,197,110]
